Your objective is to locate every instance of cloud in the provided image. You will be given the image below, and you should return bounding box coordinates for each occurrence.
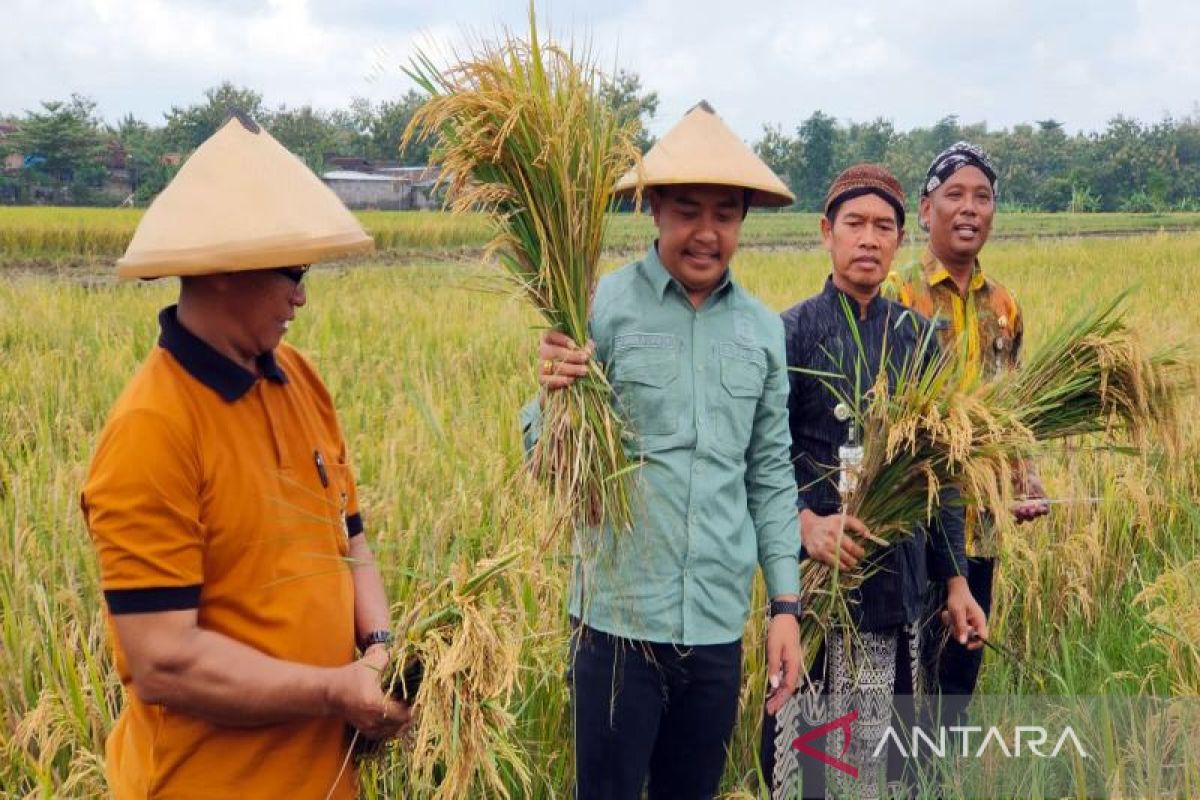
[1,0,1196,135]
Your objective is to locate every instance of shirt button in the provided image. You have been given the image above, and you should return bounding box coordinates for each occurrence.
[697,364,705,373]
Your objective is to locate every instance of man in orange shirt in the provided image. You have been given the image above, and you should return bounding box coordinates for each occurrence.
[81,113,408,799]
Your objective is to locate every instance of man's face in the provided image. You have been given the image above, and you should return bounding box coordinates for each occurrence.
[223,267,308,355]
[821,193,904,296]
[919,165,995,263]
[650,184,744,297]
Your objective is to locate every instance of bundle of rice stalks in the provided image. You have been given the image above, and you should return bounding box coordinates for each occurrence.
[366,547,529,800]
[403,5,642,532]
[798,294,1187,664]
[983,289,1186,453]
[793,326,1011,662]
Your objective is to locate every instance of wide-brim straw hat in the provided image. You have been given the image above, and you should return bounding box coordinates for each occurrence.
[613,101,794,208]
[117,113,374,278]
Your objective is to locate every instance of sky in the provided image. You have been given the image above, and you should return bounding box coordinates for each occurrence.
[2,0,1198,140]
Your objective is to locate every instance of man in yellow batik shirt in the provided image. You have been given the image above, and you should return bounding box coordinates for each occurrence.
[887,141,1049,706]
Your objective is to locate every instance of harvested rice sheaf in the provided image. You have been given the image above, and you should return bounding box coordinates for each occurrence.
[364,547,529,800]
[798,292,1188,666]
[403,3,642,535]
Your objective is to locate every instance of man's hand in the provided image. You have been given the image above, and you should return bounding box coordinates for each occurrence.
[330,646,412,741]
[799,509,868,570]
[537,330,594,392]
[942,576,988,650]
[1012,461,1050,524]
[765,603,803,716]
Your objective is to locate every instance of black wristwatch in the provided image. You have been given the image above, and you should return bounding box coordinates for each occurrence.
[769,599,802,620]
[358,629,393,651]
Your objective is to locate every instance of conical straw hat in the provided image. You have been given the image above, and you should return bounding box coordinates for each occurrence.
[613,101,794,208]
[117,113,374,278]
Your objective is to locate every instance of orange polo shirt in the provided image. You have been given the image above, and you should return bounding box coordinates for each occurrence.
[81,306,363,799]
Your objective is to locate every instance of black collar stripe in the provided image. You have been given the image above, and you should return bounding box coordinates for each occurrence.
[157,305,287,403]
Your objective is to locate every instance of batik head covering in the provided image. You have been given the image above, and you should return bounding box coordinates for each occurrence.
[823,163,907,227]
[920,141,998,199]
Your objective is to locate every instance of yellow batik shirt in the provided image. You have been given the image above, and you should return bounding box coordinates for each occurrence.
[885,247,1023,556]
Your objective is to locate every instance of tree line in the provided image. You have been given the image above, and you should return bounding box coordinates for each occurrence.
[2,78,1197,212]
[0,84,462,204]
[756,111,1200,213]
[0,76,658,206]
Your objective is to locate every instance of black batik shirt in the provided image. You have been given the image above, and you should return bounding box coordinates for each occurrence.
[782,277,967,632]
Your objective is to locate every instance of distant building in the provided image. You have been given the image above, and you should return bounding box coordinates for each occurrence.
[0,123,21,175]
[104,141,127,170]
[320,170,408,210]
[375,165,438,182]
[320,159,440,210]
[325,155,377,172]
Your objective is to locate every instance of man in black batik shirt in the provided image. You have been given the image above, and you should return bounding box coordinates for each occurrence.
[762,164,988,800]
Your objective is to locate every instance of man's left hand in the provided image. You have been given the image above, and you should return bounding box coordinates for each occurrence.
[765,607,803,716]
[943,576,988,651]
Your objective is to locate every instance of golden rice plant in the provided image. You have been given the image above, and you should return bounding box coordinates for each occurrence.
[1136,557,1200,693]
[798,293,1188,664]
[402,4,642,532]
[360,547,529,800]
[2,231,1199,796]
[982,289,1186,454]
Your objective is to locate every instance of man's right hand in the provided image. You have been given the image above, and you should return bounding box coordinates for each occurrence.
[538,330,593,392]
[800,509,868,570]
[330,647,411,741]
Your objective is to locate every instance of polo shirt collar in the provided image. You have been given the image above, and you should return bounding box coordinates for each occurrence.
[921,247,986,293]
[158,305,288,403]
[822,275,887,320]
[639,242,733,302]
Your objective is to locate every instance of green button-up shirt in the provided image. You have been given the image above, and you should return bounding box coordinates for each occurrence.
[522,245,800,645]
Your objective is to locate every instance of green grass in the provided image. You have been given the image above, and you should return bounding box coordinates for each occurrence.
[4,206,1200,263]
[1,232,1198,797]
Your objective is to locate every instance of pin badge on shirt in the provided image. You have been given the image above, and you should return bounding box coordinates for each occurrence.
[835,402,863,500]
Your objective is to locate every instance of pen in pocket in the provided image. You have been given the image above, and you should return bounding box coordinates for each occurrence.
[313,449,329,488]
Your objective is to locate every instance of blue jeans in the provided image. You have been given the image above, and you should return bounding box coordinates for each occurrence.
[569,624,742,800]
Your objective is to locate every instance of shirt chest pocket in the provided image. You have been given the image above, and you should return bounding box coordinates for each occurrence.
[323,460,354,558]
[270,455,351,586]
[714,342,767,457]
[611,334,681,438]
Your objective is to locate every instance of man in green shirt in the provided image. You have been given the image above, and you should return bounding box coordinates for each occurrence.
[525,101,803,799]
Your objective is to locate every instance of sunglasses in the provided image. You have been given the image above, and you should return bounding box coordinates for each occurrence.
[273,266,309,285]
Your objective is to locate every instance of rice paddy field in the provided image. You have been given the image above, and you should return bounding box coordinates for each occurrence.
[4,206,1200,263]
[2,213,1199,797]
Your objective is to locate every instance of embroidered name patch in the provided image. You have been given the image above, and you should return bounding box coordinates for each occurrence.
[615,333,676,351]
